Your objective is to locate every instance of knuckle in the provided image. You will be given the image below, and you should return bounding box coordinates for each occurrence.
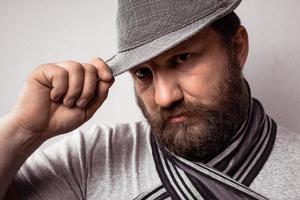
[36,63,54,70]
[55,68,68,78]
[34,63,68,80]
[91,57,105,68]
[92,57,104,63]
[84,64,97,73]
[63,61,84,72]
[65,60,78,66]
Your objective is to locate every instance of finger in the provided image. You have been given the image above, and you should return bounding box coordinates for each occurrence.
[89,57,113,83]
[55,61,84,107]
[34,64,69,101]
[75,63,98,108]
[85,79,114,119]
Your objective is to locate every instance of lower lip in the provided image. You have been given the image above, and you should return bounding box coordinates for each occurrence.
[169,115,187,123]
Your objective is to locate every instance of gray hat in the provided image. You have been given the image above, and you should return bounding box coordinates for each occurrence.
[107,0,242,76]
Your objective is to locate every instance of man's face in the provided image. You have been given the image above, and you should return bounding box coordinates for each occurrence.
[130,27,249,161]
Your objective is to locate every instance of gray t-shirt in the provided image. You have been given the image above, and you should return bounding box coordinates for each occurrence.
[14,121,300,200]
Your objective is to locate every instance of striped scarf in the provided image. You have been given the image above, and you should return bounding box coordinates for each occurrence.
[135,98,277,200]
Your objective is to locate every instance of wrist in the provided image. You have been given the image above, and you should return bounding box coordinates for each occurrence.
[0,114,45,158]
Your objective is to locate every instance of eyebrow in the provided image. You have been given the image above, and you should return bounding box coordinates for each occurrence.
[130,34,206,71]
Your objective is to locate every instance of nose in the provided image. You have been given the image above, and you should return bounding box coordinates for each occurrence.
[154,73,184,108]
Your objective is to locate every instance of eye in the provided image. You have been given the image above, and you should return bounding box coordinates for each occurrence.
[134,67,152,80]
[174,53,192,64]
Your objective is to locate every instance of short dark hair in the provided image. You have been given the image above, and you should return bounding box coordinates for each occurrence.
[210,12,241,47]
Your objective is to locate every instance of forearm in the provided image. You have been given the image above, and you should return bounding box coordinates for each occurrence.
[0,58,112,199]
[0,115,44,199]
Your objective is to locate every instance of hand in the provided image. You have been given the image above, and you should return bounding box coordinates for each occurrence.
[8,58,114,141]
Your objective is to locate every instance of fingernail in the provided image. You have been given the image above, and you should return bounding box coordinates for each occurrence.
[65,98,75,107]
[53,95,61,101]
[76,99,87,108]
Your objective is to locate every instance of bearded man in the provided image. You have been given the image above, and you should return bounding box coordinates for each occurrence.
[0,0,299,200]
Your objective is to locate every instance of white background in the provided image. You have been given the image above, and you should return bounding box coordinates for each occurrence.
[0,0,299,147]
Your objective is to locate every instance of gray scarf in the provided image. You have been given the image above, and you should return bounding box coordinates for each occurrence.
[135,96,277,200]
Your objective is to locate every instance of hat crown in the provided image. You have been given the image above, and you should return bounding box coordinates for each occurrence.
[117,0,227,52]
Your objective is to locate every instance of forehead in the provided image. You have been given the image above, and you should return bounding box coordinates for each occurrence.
[131,27,220,69]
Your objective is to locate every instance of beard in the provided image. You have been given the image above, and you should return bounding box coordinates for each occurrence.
[135,56,249,161]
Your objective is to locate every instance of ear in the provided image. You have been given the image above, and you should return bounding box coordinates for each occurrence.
[232,26,249,69]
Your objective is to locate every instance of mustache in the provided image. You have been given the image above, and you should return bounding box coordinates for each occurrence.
[137,96,222,124]
[159,101,214,120]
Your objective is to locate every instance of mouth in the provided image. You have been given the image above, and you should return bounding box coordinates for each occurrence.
[168,114,188,123]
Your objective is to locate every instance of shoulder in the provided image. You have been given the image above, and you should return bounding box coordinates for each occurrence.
[250,126,300,199]
[55,120,153,160]
[34,121,151,157]
[274,126,300,150]
[14,121,158,199]
[265,126,300,170]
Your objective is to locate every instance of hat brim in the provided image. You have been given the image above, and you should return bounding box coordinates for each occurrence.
[107,0,242,77]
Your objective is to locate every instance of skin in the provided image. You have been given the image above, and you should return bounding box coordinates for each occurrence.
[0,58,114,199]
[131,27,248,110]
[130,26,249,160]
[0,26,248,199]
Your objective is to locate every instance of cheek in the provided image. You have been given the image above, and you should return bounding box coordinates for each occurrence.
[135,84,157,113]
[180,57,227,105]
